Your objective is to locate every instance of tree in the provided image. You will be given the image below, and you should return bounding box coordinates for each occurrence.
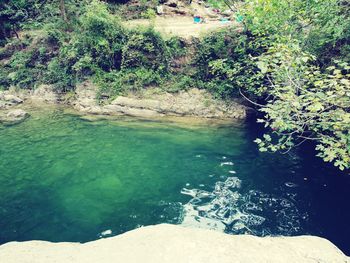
[208,0,350,170]
[255,43,350,170]
[59,0,68,22]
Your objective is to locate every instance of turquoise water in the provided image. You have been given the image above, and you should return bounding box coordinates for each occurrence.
[0,108,349,254]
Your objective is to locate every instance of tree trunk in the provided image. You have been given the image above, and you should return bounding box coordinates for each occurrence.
[12,26,19,39]
[59,0,68,22]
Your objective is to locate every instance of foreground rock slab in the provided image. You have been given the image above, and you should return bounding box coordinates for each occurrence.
[0,224,348,263]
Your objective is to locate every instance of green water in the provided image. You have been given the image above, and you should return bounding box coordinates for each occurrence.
[0,108,349,254]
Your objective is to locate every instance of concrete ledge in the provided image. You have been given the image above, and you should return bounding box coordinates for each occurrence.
[0,224,348,263]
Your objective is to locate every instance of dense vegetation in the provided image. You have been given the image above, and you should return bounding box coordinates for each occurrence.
[0,0,349,171]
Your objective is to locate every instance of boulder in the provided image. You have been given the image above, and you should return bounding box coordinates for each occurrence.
[7,109,29,119]
[0,94,23,106]
[0,109,29,125]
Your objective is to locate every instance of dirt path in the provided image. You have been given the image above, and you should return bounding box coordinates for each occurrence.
[126,16,239,38]
[125,0,241,39]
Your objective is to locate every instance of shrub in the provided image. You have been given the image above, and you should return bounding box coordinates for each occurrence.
[141,8,157,20]
[165,75,196,93]
[122,27,169,73]
[194,29,265,99]
[166,36,187,58]
[95,67,164,98]
[44,58,76,92]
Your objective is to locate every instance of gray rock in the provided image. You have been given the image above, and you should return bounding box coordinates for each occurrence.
[73,81,101,113]
[0,109,29,125]
[31,85,58,103]
[72,81,247,120]
[0,101,6,109]
[6,109,29,119]
[2,94,23,105]
[156,5,164,15]
[111,96,161,110]
[122,108,164,118]
[0,224,348,263]
[222,9,233,16]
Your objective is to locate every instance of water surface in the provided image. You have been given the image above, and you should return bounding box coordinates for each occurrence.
[0,108,349,254]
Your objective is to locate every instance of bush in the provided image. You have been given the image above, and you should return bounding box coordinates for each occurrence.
[122,27,169,73]
[2,32,60,90]
[49,1,170,94]
[44,58,76,92]
[0,66,10,90]
[95,67,164,98]
[194,29,265,99]
[166,36,187,58]
[141,8,156,20]
[165,75,196,93]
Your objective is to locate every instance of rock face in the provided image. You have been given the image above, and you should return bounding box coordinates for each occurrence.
[31,84,59,103]
[73,81,247,119]
[0,224,348,263]
[0,82,248,121]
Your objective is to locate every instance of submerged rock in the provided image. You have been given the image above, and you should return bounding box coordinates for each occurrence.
[0,109,29,125]
[0,224,348,263]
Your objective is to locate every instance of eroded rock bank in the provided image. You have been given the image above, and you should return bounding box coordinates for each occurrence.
[0,82,248,122]
[73,81,247,119]
[0,224,348,263]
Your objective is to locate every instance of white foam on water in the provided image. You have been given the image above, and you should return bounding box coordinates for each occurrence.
[180,175,305,236]
[285,182,298,188]
[220,162,234,166]
[180,203,226,232]
[99,229,112,237]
